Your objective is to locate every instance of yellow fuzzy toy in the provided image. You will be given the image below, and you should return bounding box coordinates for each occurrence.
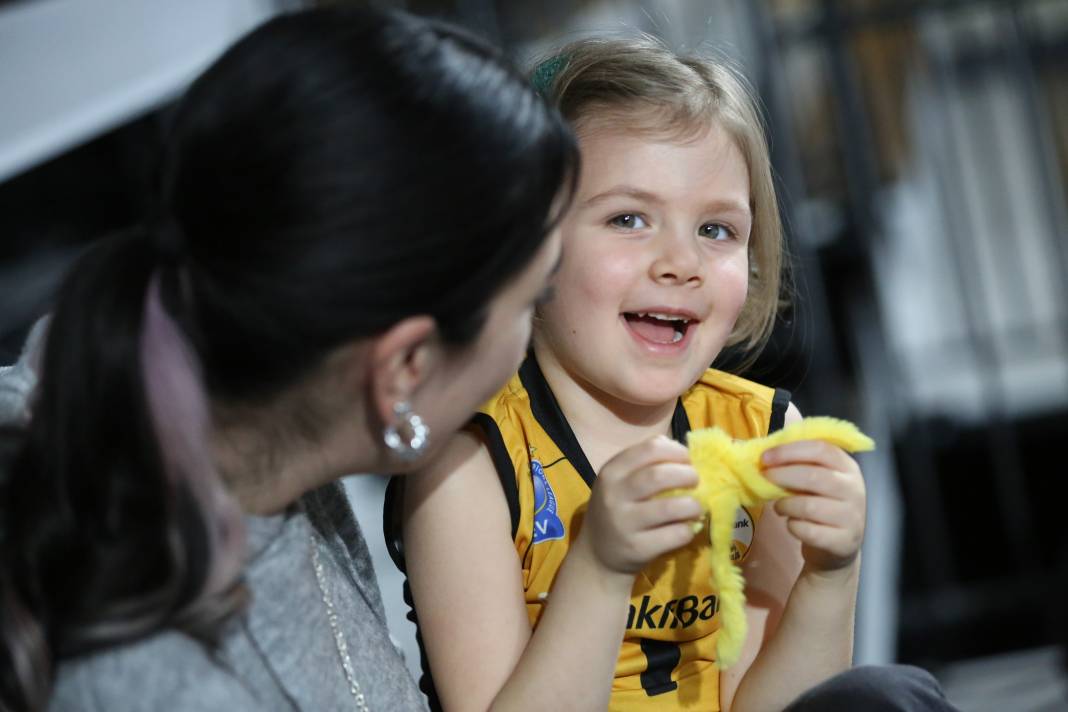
[681,416,874,668]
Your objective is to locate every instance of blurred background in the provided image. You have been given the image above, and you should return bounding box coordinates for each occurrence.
[2,1,1066,709]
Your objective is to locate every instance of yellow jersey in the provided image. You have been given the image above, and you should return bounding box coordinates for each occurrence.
[384,354,789,711]
[468,355,789,711]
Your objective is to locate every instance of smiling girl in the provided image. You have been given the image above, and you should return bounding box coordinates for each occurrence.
[395,37,950,712]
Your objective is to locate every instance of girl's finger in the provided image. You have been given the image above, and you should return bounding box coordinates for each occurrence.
[762,440,857,472]
[626,462,699,501]
[602,435,691,481]
[633,521,698,560]
[630,496,703,530]
[764,465,854,498]
[785,519,859,558]
[774,496,854,528]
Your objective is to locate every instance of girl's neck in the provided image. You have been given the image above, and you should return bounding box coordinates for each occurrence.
[532,342,679,473]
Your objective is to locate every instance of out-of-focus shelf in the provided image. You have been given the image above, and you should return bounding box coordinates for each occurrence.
[0,0,282,184]
[895,339,1068,423]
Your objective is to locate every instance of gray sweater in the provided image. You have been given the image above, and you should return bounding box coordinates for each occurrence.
[1,321,425,710]
[48,483,428,710]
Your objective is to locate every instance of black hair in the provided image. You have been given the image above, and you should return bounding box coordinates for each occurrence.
[168,8,576,401]
[0,6,577,710]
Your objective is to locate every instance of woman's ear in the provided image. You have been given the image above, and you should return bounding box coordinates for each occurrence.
[366,315,438,429]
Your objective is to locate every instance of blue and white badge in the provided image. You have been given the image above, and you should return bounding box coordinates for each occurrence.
[532,459,565,543]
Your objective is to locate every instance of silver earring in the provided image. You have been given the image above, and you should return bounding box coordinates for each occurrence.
[383,401,430,460]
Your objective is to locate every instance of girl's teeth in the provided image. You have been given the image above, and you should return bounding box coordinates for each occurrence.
[636,312,687,322]
[672,330,683,343]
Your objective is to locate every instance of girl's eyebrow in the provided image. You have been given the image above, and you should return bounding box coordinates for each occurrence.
[582,185,751,217]
[700,198,752,218]
[581,185,662,207]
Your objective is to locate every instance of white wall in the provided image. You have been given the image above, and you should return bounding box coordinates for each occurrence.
[0,0,282,184]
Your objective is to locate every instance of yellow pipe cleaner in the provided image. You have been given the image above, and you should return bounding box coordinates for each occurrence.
[681,416,875,668]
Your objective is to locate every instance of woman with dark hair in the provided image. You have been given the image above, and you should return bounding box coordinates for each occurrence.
[0,6,575,711]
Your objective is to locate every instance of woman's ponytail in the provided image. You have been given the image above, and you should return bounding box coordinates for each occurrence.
[0,227,244,711]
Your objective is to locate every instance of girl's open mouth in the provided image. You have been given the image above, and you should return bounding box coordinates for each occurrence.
[621,311,696,349]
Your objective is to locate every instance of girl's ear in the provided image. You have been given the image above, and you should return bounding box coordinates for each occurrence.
[364,315,439,429]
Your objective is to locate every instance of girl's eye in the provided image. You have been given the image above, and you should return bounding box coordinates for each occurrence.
[699,223,733,241]
[608,214,648,230]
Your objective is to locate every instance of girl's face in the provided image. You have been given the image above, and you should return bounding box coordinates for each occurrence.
[536,119,752,408]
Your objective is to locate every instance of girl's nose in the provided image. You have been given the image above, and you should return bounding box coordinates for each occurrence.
[649,227,703,286]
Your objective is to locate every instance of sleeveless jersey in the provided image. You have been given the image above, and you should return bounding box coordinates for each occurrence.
[471,354,790,711]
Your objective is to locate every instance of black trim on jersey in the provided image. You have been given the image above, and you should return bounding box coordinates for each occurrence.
[470,412,521,539]
[518,353,598,489]
[769,388,792,434]
[383,476,407,572]
[639,639,681,696]
[670,398,691,444]
[383,480,445,710]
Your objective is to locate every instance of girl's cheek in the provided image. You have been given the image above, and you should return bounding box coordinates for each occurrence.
[575,252,633,300]
[549,263,601,311]
[721,258,751,301]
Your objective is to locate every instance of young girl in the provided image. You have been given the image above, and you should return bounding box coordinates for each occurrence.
[398,37,907,712]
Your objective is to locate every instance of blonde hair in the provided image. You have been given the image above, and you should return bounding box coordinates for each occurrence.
[533,36,786,365]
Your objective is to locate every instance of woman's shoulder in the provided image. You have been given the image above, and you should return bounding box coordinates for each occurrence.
[49,630,259,711]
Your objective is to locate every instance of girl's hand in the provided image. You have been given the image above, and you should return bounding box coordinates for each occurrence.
[761,440,866,575]
[576,435,702,576]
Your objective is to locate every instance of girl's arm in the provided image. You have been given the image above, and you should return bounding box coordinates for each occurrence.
[403,431,701,712]
[718,477,805,710]
[720,403,864,712]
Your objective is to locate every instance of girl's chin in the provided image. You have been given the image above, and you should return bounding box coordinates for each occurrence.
[568,348,713,407]
[612,377,696,409]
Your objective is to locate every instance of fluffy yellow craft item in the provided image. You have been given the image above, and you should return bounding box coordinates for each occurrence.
[681,416,875,669]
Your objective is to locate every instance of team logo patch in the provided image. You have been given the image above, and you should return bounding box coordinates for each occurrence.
[532,459,565,543]
[730,506,755,562]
